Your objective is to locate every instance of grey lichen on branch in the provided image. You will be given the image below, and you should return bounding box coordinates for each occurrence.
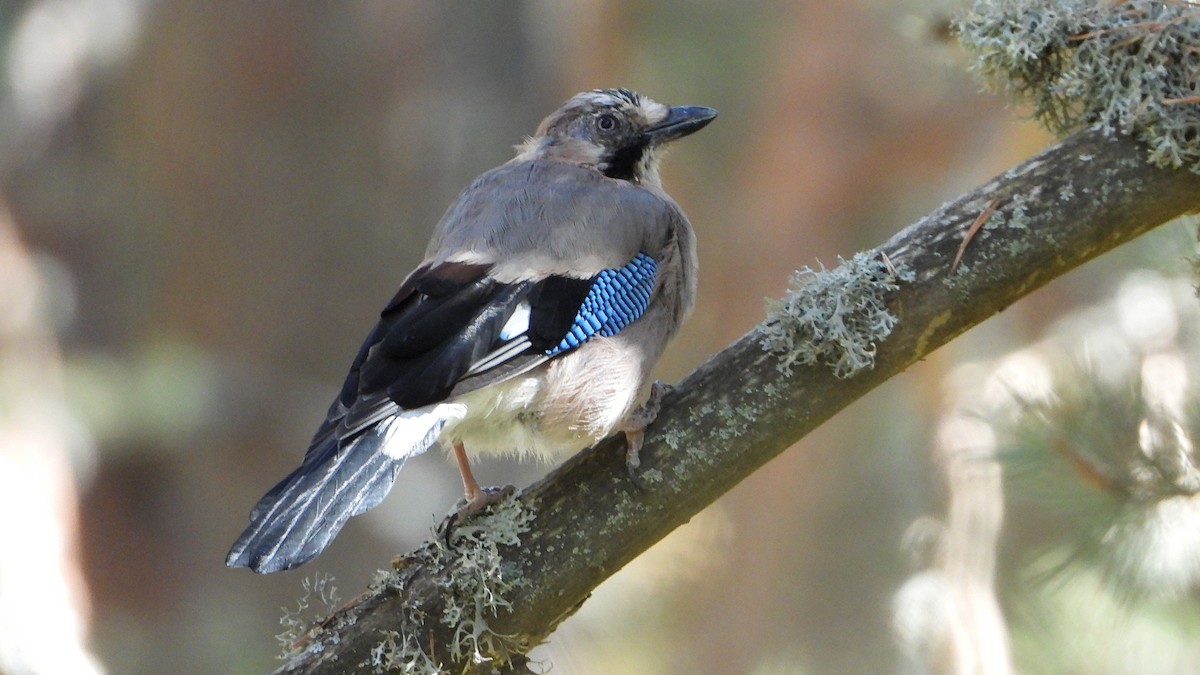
[958,0,1200,170]
[282,496,535,675]
[760,252,914,378]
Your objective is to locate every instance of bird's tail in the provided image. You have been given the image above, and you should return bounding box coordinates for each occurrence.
[226,411,445,574]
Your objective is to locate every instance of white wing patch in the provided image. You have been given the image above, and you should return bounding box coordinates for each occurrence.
[499,301,531,340]
[379,404,466,460]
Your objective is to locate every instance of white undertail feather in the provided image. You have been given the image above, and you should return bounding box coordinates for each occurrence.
[379,404,466,460]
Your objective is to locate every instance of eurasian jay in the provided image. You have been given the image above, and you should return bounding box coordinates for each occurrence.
[227,88,716,573]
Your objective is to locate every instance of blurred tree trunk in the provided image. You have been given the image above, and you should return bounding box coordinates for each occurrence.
[894,414,1010,675]
[275,128,1200,674]
[0,201,103,675]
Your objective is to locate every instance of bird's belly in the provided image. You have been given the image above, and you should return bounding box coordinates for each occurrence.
[444,335,649,462]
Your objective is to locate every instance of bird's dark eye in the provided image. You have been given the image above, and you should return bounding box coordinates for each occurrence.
[596,114,617,131]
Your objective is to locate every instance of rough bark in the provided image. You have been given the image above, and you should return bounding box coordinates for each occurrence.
[274,127,1200,674]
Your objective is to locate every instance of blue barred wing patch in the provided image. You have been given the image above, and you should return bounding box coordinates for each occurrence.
[545,253,657,356]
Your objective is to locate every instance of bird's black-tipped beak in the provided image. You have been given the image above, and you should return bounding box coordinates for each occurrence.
[645,105,718,144]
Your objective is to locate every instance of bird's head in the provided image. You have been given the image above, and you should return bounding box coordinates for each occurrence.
[515,88,717,187]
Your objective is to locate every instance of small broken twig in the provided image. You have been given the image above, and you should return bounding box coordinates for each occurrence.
[951,198,1001,273]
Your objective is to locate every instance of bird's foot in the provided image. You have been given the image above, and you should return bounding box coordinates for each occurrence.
[621,381,673,485]
[459,484,516,519]
[438,485,516,547]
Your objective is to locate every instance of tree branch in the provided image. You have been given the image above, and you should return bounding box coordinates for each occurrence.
[274,127,1200,674]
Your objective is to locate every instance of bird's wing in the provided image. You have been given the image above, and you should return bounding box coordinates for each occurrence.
[315,252,659,443]
[306,261,529,443]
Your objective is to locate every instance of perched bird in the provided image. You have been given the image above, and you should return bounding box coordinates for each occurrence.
[227,88,717,573]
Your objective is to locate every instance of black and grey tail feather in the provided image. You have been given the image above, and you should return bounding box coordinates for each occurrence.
[226,413,444,574]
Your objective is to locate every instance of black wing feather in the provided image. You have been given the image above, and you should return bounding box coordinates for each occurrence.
[380,282,531,408]
[374,275,501,358]
[335,262,537,417]
[526,275,594,351]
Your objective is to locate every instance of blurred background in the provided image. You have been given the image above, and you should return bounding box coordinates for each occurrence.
[2,1,1198,673]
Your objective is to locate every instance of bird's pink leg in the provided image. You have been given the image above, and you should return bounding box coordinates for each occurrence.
[452,440,512,517]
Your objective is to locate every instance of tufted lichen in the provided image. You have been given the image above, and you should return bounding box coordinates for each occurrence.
[361,494,534,673]
[277,573,341,658]
[760,252,912,378]
[957,0,1200,172]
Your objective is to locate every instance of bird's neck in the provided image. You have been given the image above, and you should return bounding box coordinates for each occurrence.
[511,138,663,188]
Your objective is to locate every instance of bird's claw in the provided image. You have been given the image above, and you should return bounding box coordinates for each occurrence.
[459,484,516,518]
[439,485,516,547]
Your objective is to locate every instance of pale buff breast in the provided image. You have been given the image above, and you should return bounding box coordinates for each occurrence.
[443,326,658,463]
